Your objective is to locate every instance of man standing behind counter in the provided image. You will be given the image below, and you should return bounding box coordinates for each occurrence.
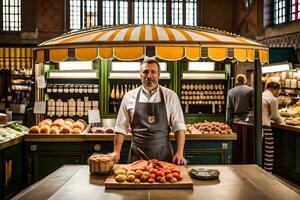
[226,74,253,127]
[112,59,187,165]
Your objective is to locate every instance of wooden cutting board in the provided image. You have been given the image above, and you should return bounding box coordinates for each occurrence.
[104,165,193,189]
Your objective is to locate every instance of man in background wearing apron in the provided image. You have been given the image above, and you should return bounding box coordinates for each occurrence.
[262,81,283,172]
[112,59,187,165]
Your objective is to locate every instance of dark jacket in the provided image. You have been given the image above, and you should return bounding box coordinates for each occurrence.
[226,84,253,125]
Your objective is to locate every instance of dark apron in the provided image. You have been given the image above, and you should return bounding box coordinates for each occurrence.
[127,87,173,163]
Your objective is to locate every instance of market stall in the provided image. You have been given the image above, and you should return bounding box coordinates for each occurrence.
[27,24,269,181]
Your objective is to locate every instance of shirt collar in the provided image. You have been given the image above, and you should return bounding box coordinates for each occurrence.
[264,90,274,97]
[141,85,160,97]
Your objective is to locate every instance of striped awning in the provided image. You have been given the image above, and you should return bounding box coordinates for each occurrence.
[0,47,33,70]
[35,24,269,63]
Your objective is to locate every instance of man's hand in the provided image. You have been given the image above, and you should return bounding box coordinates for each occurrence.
[111,151,120,164]
[172,151,187,165]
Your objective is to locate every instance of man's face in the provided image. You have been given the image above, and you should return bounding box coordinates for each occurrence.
[140,62,160,91]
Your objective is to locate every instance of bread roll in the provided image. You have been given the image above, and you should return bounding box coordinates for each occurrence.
[60,126,71,134]
[72,127,81,134]
[64,118,75,124]
[73,122,85,131]
[50,125,60,129]
[40,125,50,134]
[52,120,64,127]
[50,127,60,134]
[29,126,40,134]
[64,120,73,127]
[76,119,87,126]
[39,119,52,127]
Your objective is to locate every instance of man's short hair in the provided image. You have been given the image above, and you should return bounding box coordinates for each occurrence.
[266,81,281,90]
[235,74,247,85]
[140,58,160,72]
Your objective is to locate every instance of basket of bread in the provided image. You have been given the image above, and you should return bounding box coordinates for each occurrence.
[88,153,114,175]
[28,118,87,134]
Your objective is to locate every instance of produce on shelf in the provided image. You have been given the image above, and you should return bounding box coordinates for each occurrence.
[279,101,300,117]
[9,122,29,132]
[89,127,114,134]
[284,117,300,126]
[186,121,233,134]
[0,127,26,143]
[28,118,87,134]
[113,159,183,184]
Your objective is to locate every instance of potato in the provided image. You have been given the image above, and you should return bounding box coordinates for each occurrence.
[127,171,136,176]
[135,170,143,178]
[114,168,126,175]
[169,177,177,183]
[134,178,141,184]
[126,174,135,182]
[115,174,126,182]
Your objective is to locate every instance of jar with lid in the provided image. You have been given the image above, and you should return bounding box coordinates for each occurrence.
[58,85,64,93]
[47,84,52,93]
[69,85,75,93]
[64,84,69,93]
[88,85,93,93]
[93,85,99,93]
[79,85,83,93]
[83,85,88,93]
[52,84,58,93]
[74,85,79,93]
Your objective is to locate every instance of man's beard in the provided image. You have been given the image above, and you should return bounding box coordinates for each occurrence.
[142,80,158,90]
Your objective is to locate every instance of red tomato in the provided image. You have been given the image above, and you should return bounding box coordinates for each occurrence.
[156,171,165,177]
[149,173,156,179]
[164,169,171,175]
[156,176,162,182]
[140,174,149,182]
[171,168,180,174]
[177,174,183,181]
[148,178,155,183]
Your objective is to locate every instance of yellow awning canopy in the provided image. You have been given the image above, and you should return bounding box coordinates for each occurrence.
[35,24,269,63]
[0,47,33,70]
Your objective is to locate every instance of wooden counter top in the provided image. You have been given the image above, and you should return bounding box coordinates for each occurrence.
[24,133,236,142]
[0,136,23,150]
[12,165,300,200]
[271,123,300,133]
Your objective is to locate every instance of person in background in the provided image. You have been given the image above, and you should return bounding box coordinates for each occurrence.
[262,81,284,172]
[226,74,253,127]
[111,59,187,165]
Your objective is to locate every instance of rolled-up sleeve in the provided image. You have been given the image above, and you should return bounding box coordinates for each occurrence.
[169,93,186,133]
[114,96,131,135]
[270,98,283,124]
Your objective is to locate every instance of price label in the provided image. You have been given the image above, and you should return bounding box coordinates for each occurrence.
[36,75,46,89]
[88,110,100,124]
[34,101,46,114]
